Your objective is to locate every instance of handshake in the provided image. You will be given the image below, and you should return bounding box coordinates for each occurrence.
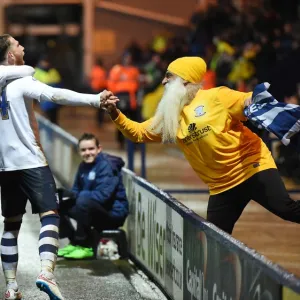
[99,90,119,116]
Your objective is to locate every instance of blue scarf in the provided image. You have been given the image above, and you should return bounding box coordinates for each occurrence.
[244,82,300,146]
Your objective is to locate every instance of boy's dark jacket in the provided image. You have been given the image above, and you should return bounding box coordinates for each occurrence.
[71,152,128,219]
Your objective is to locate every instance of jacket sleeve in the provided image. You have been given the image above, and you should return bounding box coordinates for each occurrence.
[112,111,162,143]
[77,161,119,204]
[71,169,81,198]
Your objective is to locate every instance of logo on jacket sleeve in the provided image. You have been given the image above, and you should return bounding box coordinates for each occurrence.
[194,105,205,117]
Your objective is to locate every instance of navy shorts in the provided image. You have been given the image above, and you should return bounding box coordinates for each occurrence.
[0,166,59,218]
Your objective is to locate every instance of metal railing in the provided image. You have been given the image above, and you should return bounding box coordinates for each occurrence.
[36,113,300,299]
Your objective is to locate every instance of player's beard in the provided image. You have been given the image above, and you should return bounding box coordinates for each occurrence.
[14,55,24,65]
[12,50,25,65]
[150,77,189,143]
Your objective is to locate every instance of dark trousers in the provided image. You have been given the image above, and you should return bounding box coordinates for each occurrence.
[207,168,300,234]
[58,196,124,248]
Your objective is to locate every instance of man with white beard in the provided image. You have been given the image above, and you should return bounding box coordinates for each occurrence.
[101,56,300,236]
[150,75,200,143]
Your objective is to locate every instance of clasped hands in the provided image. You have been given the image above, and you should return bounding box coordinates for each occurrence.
[100,90,119,115]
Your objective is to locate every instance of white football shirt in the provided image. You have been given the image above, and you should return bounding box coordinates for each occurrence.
[0,75,101,171]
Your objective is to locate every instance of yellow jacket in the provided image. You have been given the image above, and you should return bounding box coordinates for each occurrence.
[34,67,61,85]
[112,86,276,195]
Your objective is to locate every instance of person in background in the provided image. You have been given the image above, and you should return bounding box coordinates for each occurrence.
[140,53,166,120]
[57,133,128,259]
[90,58,107,126]
[34,55,62,124]
[107,53,140,149]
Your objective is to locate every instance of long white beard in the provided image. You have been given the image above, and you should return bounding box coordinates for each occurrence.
[150,77,188,143]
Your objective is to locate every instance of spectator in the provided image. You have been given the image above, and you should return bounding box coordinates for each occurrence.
[89,57,107,125]
[124,41,143,66]
[143,53,164,94]
[57,133,129,259]
[107,53,140,148]
[34,55,62,124]
[141,54,169,120]
[89,57,107,93]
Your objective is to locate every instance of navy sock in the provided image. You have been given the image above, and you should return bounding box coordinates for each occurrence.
[1,218,22,284]
[39,214,60,273]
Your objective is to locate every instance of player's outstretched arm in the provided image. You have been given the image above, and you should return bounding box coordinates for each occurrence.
[0,65,35,86]
[41,85,103,107]
[17,76,106,107]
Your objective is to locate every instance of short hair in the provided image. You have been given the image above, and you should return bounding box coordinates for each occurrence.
[0,34,12,63]
[78,133,100,147]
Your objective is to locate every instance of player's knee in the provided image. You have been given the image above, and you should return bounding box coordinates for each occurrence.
[4,214,23,223]
[4,215,23,231]
[40,213,60,227]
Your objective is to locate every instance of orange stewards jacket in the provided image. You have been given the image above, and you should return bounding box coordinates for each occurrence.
[107,65,140,110]
[112,86,276,195]
[90,65,107,92]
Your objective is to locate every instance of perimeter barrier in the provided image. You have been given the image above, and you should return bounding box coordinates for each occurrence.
[36,114,300,300]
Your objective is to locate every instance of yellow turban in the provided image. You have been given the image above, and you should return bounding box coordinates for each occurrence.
[167,57,207,83]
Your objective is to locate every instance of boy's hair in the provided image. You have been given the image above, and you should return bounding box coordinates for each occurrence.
[0,34,11,63]
[78,133,100,147]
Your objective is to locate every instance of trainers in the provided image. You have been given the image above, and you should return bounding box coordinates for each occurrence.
[36,271,64,300]
[4,282,22,300]
[64,246,94,259]
[57,244,77,257]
